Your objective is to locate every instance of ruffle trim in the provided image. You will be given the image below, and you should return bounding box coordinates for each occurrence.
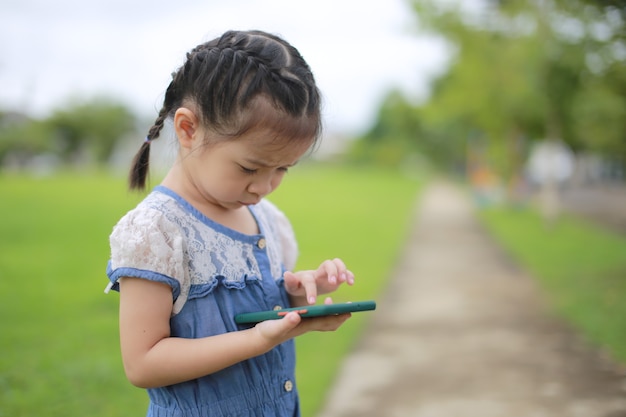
[105,266,285,312]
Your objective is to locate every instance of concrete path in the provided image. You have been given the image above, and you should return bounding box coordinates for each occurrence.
[316,181,626,417]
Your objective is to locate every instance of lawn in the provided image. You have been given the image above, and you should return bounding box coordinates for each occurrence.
[479,203,626,365]
[0,164,422,417]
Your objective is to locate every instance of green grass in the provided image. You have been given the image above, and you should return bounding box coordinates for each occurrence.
[0,173,145,416]
[479,204,626,364]
[0,165,422,417]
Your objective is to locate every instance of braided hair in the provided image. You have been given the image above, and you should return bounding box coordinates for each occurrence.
[129,30,322,190]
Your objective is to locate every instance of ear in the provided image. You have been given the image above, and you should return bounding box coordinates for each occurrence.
[173,107,201,149]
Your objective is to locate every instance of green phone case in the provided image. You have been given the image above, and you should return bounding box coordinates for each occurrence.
[234,300,377,324]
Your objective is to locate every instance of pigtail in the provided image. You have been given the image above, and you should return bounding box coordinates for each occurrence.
[128,108,170,190]
[128,116,167,190]
[128,139,151,191]
[128,80,178,191]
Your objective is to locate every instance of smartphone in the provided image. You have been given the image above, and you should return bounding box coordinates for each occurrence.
[234,300,376,324]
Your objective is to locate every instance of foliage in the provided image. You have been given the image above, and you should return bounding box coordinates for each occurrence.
[0,116,55,165]
[46,98,137,164]
[572,65,626,156]
[346,90,423,166]
[362,90,422,145]
[348,0,625,184]
[0,97,137,168]
[0,166,422,417]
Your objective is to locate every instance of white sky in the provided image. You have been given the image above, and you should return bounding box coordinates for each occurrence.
[0,0,450,134]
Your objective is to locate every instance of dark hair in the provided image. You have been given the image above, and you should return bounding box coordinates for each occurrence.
[129,30,323,190]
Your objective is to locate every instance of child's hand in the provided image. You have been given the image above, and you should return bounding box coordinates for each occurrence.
[254,298,352,344]
[283,258,355,305]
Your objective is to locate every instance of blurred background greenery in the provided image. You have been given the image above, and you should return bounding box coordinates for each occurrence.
[1,0,625,416]
[2,0,623,188]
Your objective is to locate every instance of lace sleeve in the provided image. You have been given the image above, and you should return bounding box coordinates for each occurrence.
[262,201,298,271]
[277,209,298,271]
[108,207,186,296]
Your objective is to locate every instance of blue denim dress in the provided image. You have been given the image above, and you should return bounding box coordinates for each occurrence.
[106,186,300,417]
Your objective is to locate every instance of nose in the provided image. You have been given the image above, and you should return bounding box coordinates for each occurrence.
[248,176,275,197]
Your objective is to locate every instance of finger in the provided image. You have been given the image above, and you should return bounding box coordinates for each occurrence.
[324,296,333,305]
[303,279,318,304]
[293,271,319,304]
[318,260,339,285]
[282,311,303,327]
[332,258,348,283]
[345,269,355,285]
[308,312,352,332]
[255,311,301,340]
[283,271,300,293]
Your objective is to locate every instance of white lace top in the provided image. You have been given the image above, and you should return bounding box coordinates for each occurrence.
[106,185,298,315]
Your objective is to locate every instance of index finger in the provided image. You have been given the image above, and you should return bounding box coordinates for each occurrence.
[301,272,318,304]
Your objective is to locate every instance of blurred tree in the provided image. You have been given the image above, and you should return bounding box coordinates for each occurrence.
[352,0,624,187]
[0,113,52,166]
[420,22,546,181]
[364,90,421,144]
[414,0,625,182]
[348,90,425,166]
[47,98,137,164]
[0,98,137,168]
[572,68,626,157]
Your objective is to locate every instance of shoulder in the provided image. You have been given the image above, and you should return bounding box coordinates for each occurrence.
[108,191,188,304]
[255,199,293,234]
[256,199,288,221]
[110,191,184,249]
[255,199,298,270]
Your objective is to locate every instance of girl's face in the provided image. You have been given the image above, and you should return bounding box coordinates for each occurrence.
[183,128,312,211]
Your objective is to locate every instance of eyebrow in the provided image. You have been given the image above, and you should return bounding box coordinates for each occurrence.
[244,158,299,168]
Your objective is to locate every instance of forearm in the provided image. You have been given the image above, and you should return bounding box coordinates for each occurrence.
[123,328,271,388]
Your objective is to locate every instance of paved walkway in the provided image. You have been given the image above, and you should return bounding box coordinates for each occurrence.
[316,182,626,417]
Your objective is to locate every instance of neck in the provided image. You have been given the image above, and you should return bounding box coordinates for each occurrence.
[160,167,259,235]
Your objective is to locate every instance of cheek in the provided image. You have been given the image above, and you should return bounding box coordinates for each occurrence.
[203,170,244,196]
[271,173,286,189]
[219,177,248,194]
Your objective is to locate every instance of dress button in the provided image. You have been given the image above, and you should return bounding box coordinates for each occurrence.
[257,238,266,249]
[273,305,283,311]
[284,380,293,392]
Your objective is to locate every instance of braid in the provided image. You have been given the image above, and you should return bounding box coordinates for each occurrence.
[128,76,181,190]
[128,107,169,190]
[187,30,321,134]
[127,30,322,191]
[147,109,169,141]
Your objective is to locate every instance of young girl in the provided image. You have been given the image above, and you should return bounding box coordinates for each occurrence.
[105,30,354,416]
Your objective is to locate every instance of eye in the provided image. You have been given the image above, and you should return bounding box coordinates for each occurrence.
[240,165,257,175]
[278,167,289,173]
